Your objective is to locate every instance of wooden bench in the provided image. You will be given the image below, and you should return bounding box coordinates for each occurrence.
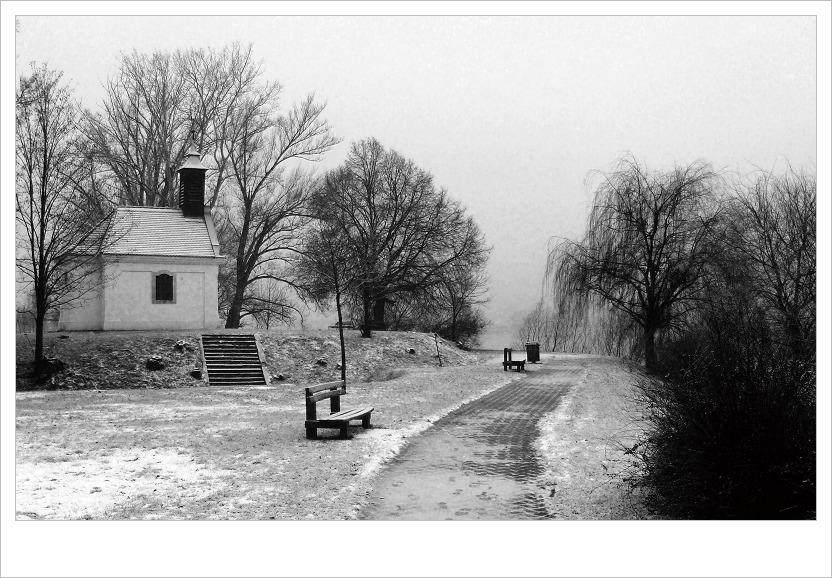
[305,380,374,440]
[502,348,526,372]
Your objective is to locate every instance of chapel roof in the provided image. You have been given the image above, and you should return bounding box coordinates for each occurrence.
[102,207,219,258]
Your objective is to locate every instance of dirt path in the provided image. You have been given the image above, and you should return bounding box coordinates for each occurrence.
[360,359,586,520]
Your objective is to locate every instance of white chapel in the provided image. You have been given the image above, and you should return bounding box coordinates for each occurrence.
[58,140,224,331]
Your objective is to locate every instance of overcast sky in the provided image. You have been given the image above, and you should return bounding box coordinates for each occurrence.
[13,14,818,347]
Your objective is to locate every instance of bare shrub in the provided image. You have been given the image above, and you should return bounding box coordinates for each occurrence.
[550,159,816,519]
[627,198,816,519]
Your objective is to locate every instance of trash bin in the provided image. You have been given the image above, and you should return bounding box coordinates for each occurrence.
[525,342,540,363]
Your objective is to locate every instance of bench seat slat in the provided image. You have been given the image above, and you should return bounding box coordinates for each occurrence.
[305,407,373,426]
[330,406,367,417]
[327,407,373,421]
[327,407,373,419]
[305,407,373,427]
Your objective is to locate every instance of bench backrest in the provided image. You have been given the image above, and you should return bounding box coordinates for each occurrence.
[305,380,346,419]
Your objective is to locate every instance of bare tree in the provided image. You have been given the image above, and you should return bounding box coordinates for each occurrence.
[382,221,490,346]
[517,293,635,356]
[15,64,115,372]
[81,50,188,207]
[177,42,266,208]
[727,166,816,361]
[81,43,267,209]
[429,228,490,344]
[219,93,338,328]
[315,138,488,338]
[548,156,723,371]
[517,304,549,349]
[295,221,357,381]
[243,277,300,330]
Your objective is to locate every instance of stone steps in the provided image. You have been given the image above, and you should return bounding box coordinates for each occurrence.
[200,334,268,386]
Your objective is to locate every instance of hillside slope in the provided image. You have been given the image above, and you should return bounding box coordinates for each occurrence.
[16,329,480,391]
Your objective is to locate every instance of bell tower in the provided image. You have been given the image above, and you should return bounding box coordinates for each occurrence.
[178,131,208,218]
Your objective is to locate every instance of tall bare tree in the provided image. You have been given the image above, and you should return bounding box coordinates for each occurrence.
[727,167,816,361]
[315,138,489,337]
[81,50,188,207]
[81,43,266,209]
[16,64,115,371]
[295,221,357,381]
[177,42,266,208]
[549,156,723,371]
[219,93,338,328]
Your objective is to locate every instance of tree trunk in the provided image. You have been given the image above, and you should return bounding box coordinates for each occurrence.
[361,288,373,338]
[644,325,658,373]
[335,280,347,382]
[225,281,247,328]
[34,306,46,373]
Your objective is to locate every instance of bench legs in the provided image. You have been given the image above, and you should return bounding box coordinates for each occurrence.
[307,413,372,440]
[307,425,349,439]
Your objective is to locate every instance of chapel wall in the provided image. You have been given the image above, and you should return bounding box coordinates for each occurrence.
[101,260,221,331]
[56,262,104,331]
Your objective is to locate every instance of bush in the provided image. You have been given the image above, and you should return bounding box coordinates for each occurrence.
[631,297,815,519]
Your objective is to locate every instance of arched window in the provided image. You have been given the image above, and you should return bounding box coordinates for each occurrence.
[152,272,175,304]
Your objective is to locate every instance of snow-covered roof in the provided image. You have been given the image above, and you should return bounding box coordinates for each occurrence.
[103,207,219,258]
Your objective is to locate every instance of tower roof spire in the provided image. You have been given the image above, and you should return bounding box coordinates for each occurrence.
[179,131,207,171]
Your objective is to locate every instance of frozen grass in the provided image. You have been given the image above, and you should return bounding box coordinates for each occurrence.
[535,354,656,519]
[16,362,519,520]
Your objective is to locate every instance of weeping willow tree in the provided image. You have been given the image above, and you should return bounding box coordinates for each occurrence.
[546,156,723,372]
[517,275,640,358]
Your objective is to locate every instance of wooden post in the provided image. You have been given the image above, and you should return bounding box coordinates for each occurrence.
[330,385,341,414]
[305,391,317,422]
[434,333,443,367]
[305,389,318,440]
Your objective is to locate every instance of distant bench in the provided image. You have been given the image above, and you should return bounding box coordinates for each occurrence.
[304,380,374,440]
[502,348,526,372]
[328,322,355,329]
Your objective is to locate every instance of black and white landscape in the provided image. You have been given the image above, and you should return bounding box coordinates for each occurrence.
[6,6,829,578]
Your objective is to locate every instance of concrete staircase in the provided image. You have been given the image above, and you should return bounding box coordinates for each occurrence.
[200,334,269,386]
